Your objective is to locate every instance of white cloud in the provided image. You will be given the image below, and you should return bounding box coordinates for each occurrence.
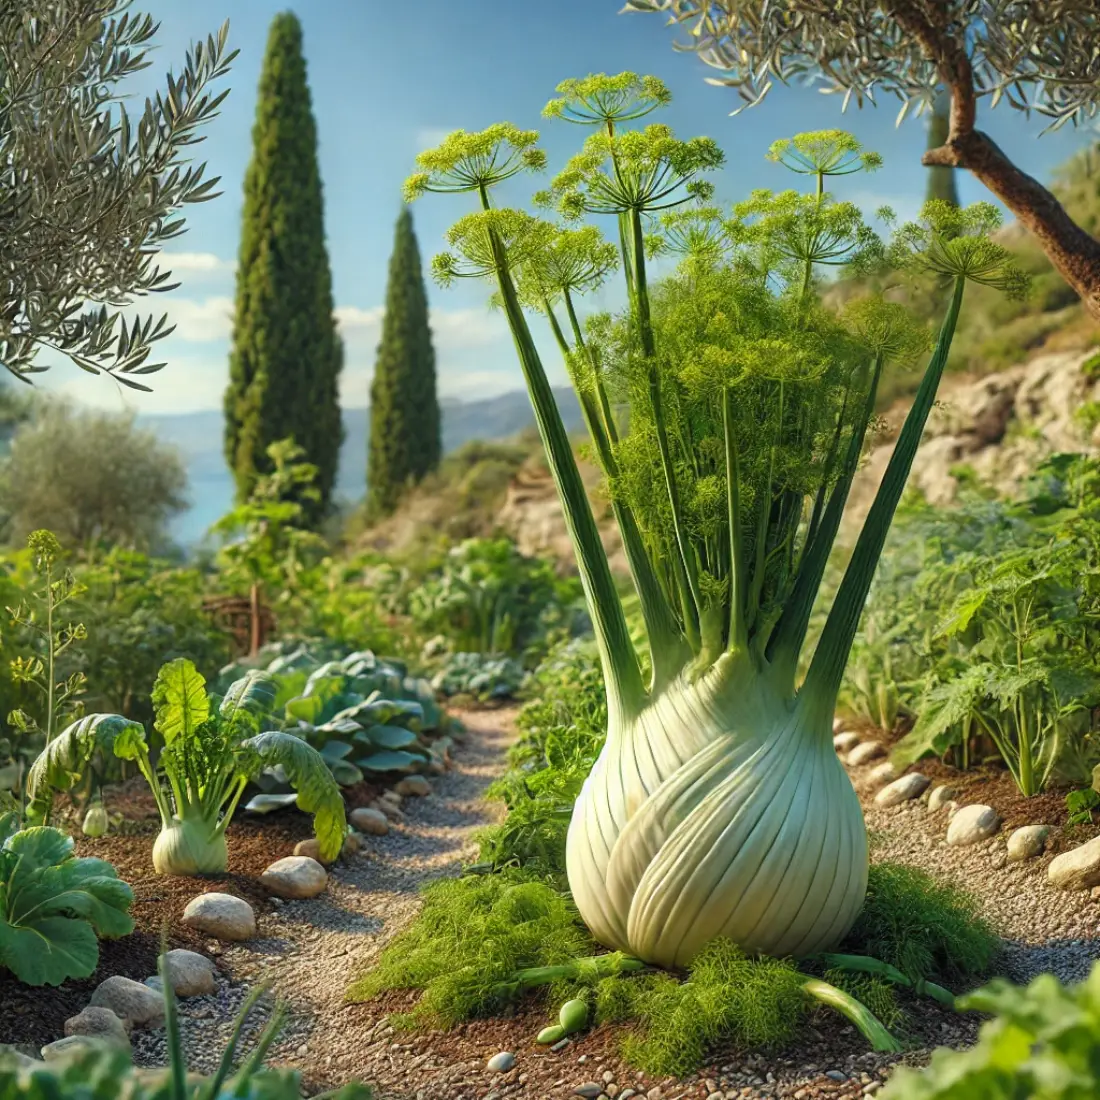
[335,303,503,352]
[335,304,385,332]
[159,296,235,342]
[158,251,235,276]
[414,127,455,151]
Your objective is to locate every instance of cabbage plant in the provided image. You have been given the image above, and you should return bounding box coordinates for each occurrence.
[405,74,1025,971]
[0,811,133,985]
[26,659,346,874]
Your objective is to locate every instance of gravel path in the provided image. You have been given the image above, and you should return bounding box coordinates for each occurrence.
[131,713,1100,1100]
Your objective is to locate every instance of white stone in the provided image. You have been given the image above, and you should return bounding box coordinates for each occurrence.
[350,807,389,835]
[1006,825,1049,862]
[946,804,1001,846]
[64,1007,131,1048]
[260,856,328,899]
[161,949,216,997]
[42,1036,124,1063]
[181,892,256,941]
[487,1051,516,1073]
[846,741,885,766]
[1048,835,1100,890]
[293,838,332,864]
[927,786,957,812]
[395,775,431,797]
[89,976,164,1028]
[833,732,861,754]
[874,773,930,808]
[380,790,402,806]
[866,761,898,789]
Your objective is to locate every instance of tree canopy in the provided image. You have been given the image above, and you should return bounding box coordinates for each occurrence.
[0,2,236,388]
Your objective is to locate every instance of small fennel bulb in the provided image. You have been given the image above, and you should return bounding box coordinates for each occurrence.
[82,801,109,838]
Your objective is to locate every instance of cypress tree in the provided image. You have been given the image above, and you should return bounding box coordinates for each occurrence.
[367,208,441,518]
[223,11,342,522]
[925,89,960,207]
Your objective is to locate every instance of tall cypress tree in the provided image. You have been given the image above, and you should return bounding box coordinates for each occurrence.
[925,89,960,207]
[223,11,342,521]
[367,208,440,518]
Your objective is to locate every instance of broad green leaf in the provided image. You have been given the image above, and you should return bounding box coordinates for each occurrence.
[319,741,354,761]
[328,760,364,787]
[24,715,144,820]
[152,658,210,746]
[239,732,346,862]
[0,915,100,986]
[358,750,423,773]
[363,724,420,751]
[220,669,277,722]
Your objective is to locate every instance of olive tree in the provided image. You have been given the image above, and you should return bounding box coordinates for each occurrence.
[0,400,189,554]
[0,2,237,389]
[623,1,1100,319]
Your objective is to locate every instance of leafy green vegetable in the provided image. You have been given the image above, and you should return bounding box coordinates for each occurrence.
[25,659,346,874]
[882,962,1100,1099]
[0,812,133,986]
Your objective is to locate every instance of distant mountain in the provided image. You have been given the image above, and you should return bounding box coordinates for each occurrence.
[139,387,583,548]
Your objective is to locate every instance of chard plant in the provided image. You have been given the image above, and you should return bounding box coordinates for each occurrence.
[405,71,1025,984]
[26,658,346,874]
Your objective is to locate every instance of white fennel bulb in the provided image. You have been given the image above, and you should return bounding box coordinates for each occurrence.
[568,660,867,966]
[408,103,1024,967]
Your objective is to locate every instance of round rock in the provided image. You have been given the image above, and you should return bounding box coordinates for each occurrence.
[161,949,217,997]
[89,975,164,1028]
[260,856,328,899]
[833,731,861,754]
[395,775,431,797]
[182,892,256,941]
[1006,825,1049,862]
[487,1051,516,1073]
[927,785,957,812]
[350,807,390,835]
[575,1086,604,1099]
[42,1035,126,1064]
[874,773,930,808]
[64,1006,131,1049]
[1048,834,1100,890]
[846,741,886,767]
[867,761,898,789]
[293,838,332,865]
[946,804,1001,846]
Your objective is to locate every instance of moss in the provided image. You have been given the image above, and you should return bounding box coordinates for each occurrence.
[843,862,997,984]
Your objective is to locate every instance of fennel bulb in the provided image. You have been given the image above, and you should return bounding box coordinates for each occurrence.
[408,88,1027,969]
[82,801,109,838]
[152,814,229,876]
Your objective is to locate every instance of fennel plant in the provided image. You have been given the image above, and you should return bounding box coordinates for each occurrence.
[27,658,346,874]
[405,72,1026,973]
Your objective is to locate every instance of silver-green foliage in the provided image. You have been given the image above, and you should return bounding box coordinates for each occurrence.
[0,2,236,387]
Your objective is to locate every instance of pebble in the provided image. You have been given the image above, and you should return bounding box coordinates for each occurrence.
[260,856,328,899]
[946,804,1000,846]
[42,1035,126,1063]
[181,892,256,941]
[926,785,957,812]
[874,773,929,807]
[833,732,861,754]
[1007,825,1050,862]
[89,976,164,1028]
[396,775,432,797]
[1048,834,1100,889]
[487,1052,515,1073]
[350,807,390,835]
[159,949,217,997]
[826,1070,847,1082]
[846,741,885,766]
[551,1039,571,1052]
[576,1084,604,1098]
[293,838,334,865]
[866,761,897,788]
[64,1007,131,1049]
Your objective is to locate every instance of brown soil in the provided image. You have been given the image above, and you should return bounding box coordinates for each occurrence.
[0,778,314,1050]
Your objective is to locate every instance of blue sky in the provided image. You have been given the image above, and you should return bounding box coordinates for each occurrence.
[40,0,1095,417]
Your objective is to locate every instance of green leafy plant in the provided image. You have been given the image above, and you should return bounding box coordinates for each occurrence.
[407,72,1024,985]
[25,659,346,875]
[0,811,134,986]
[429,652,527,701]
[882,962,1100,1099]
[0,946,372,1098]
